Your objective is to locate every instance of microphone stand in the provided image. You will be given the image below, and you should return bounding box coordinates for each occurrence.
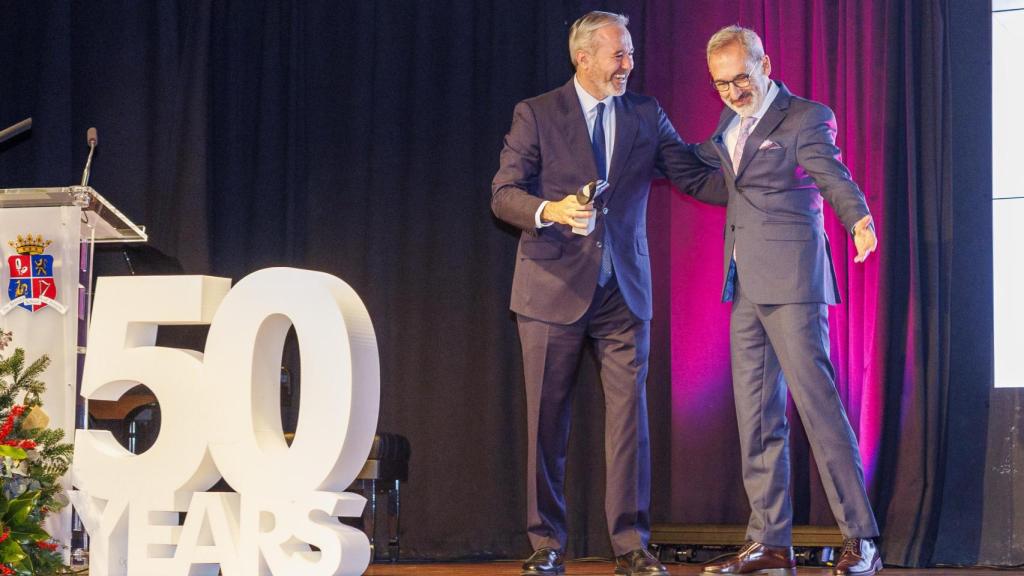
[0,118,32,146]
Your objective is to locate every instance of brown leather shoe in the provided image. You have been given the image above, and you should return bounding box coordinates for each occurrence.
[614,547,668,575]
[833,538,882,576]
[702,541,796,575]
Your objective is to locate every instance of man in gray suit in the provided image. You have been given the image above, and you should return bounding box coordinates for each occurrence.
[697,26,882,576]
[492,11,725,576]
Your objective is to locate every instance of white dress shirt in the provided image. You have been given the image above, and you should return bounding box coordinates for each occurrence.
[727,81,778,258]
[573,75,616,175]
[534,76,617,228]
[723,80,779,161]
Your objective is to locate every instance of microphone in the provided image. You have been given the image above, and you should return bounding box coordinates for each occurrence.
[575,179,609,205]
[80,127,98,187]
[572,179,609,236]
[0,118,32,146]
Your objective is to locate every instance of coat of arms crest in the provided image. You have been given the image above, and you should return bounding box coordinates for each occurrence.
[4,234,66,314]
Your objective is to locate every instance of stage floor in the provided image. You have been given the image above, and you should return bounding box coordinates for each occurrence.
[364,562,1016,575]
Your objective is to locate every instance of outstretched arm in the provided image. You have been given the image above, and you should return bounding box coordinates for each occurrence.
[655,106,728,206]
[795,104,876,262]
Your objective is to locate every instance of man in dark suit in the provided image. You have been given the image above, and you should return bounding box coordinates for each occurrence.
[492,11,725,576]
[697,26,882,576]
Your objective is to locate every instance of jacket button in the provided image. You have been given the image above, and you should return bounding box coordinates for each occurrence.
[730,225,736,231]
[602,207,609,215]
[596,241,603,248]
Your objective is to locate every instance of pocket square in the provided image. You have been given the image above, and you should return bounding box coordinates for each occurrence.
[758,140,784,151]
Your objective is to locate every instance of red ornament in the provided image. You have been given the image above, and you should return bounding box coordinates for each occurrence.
[35,540,59,552]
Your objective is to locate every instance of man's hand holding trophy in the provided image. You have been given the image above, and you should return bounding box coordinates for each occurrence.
[572,179,608,236]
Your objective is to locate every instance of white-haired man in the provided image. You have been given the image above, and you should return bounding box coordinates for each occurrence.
[698,25,882,576]
[492,10,726,576]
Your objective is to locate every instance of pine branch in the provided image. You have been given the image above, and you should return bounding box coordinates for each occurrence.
[0,388,16,412]
[15,354,51,405]
[1,348,25,378]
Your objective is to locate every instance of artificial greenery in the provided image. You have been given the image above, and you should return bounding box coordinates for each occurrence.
[0,330,75,575]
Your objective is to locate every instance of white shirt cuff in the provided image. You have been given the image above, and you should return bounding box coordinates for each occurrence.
[535,201,554,228]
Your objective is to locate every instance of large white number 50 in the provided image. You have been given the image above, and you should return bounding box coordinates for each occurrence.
[72,268,380,576]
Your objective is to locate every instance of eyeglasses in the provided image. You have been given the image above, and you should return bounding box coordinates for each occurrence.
[711,73,753,93]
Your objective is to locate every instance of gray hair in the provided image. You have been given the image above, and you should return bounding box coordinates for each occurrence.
[706,25,764,67]
[569,11,629,68]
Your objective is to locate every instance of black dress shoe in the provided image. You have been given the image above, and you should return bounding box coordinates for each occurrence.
[614,548,668,576]
[522,547,564,575]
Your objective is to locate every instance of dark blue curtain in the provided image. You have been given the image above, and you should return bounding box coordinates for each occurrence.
[0,0,999,566]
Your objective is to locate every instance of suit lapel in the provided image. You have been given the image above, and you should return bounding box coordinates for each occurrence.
[711,108,738,178]
[556,80,598,182]
[735,81,792,179]
[603,95,638,206]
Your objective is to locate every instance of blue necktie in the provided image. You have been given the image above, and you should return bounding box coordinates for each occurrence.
[592,103,607,180]
[593,102,613,286]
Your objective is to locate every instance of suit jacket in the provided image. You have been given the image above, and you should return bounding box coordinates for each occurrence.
[707,81,870,306]
[492,79,725,325]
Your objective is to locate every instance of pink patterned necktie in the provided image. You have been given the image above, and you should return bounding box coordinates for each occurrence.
[731,116,757,168]
[731,116,756,261]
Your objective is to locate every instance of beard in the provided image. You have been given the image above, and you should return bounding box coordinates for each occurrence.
[725,89,760,116]
[609,73,628,96]
[596,76,628,98]
[584,66,629,99]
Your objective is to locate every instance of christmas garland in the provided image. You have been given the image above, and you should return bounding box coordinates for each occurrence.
[0,330,75,575]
